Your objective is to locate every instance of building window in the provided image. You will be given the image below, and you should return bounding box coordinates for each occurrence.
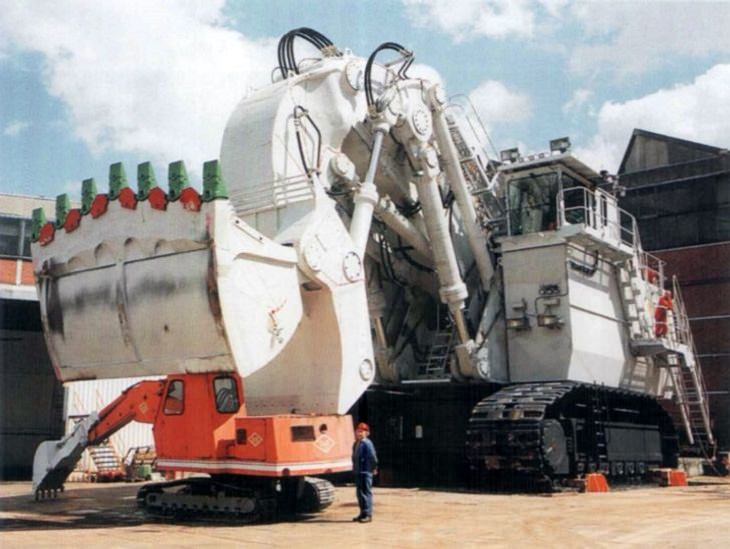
[163,380,184,415]
[0,216,30,259]
[213,376,240,413]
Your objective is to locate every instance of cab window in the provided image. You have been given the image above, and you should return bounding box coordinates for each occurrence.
[214,377,240,413]
[163,380,184,415]
[507,173,559,235]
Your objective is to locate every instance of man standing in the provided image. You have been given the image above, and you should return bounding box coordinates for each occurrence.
[352,422,378,523]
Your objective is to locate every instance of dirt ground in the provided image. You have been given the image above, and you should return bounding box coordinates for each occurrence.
[1,479,729,548]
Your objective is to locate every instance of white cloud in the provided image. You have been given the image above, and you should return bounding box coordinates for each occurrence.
[537,0,568,18]
[3,120,30,137]
[569,3,730,75]
[469,80,532,128]
[562,88,592,114]
[408,63,445,88]
[402,1,730,78]
[575,64,730,171]
[62,180,81,200]
[0,1,274,175]
[402,0,538,41]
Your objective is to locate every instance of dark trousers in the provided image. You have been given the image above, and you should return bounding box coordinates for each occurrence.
[355,472,373,517]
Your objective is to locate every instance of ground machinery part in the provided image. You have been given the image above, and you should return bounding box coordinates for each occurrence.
[292,477,336,513]
[466,382,679,488]
[32,372,353,521]
[136,476,335,522]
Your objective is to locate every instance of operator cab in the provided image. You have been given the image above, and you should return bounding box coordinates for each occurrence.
[496,138,640,263]
[497,140,604,237]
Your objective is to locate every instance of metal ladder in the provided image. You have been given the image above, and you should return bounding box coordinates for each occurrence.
[445,115,503,224]
[419,311,455,378]
[666,276,715,451]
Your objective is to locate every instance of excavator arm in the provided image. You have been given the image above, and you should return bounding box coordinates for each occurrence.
[87,380,164,444]
[32,379,164,499]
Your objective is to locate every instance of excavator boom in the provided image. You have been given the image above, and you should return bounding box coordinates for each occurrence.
[32,379,164,497]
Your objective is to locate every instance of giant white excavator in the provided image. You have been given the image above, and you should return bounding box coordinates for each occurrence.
[31,28,713,517]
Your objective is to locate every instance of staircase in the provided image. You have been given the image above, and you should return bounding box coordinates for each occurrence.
[445,112,503,226]
[665,276,715,452]
[614,232,714,455]
[89,441,124,481]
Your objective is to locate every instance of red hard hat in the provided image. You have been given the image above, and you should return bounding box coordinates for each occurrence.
[356,422,370,432]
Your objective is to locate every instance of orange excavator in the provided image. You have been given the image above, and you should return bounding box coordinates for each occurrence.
[34,372,351,519]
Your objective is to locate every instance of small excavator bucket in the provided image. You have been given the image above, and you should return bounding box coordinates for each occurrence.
[32,414,99,498]
[31,161,303,383]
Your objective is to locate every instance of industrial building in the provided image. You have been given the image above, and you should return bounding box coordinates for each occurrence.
[0,194,64,478]
[618,129,730,452]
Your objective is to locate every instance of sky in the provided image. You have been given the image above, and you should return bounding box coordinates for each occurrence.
[1,0,730,199]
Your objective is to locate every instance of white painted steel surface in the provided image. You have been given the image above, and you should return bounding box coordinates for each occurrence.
[33,413,98,492]
[33,55,378,416]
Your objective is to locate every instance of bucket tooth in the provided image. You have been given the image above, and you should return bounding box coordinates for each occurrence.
[39,221,55,246]
[202,159,229,202]
[64,209,82,233]
[109,162,137,210]
[138,162,168,210]
[55,194,71,228]
[180,187,202,212]
[109,162,129,200]
[81,178,97,215]
[137,162,157,200]
[31,208,47,242]
[168,160,189,201]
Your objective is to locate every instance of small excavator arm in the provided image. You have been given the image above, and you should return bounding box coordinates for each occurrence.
[32,380,164,499]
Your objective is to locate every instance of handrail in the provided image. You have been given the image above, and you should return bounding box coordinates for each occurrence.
[671,274,715,448]
[557,186,637,249]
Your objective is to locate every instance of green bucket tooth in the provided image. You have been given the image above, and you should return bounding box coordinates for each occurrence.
[109,162,128,200]
[55,194,71,228]
[168,160,189,201]
[202,160,228,202]
[31,208,47,242]
[81,178,97,214]
[137,162,158,200]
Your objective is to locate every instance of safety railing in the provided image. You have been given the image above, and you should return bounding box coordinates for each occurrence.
[443,104,504,223]
[669,274,715,449]
[557,185,638,249]
[636,249,666,292]
[671,275,693,347]
[446,94,500,163]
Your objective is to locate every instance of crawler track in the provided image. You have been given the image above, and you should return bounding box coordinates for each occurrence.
[466,382,678,486]
[136,476,335,522]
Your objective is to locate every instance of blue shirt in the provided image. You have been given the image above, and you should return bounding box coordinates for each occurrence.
[352,438,378,474]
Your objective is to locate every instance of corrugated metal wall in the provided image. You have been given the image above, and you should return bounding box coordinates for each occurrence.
[66,376,160,473]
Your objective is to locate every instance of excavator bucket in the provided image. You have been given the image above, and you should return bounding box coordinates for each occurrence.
[32,414,99,498]
[31,161,303,382]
